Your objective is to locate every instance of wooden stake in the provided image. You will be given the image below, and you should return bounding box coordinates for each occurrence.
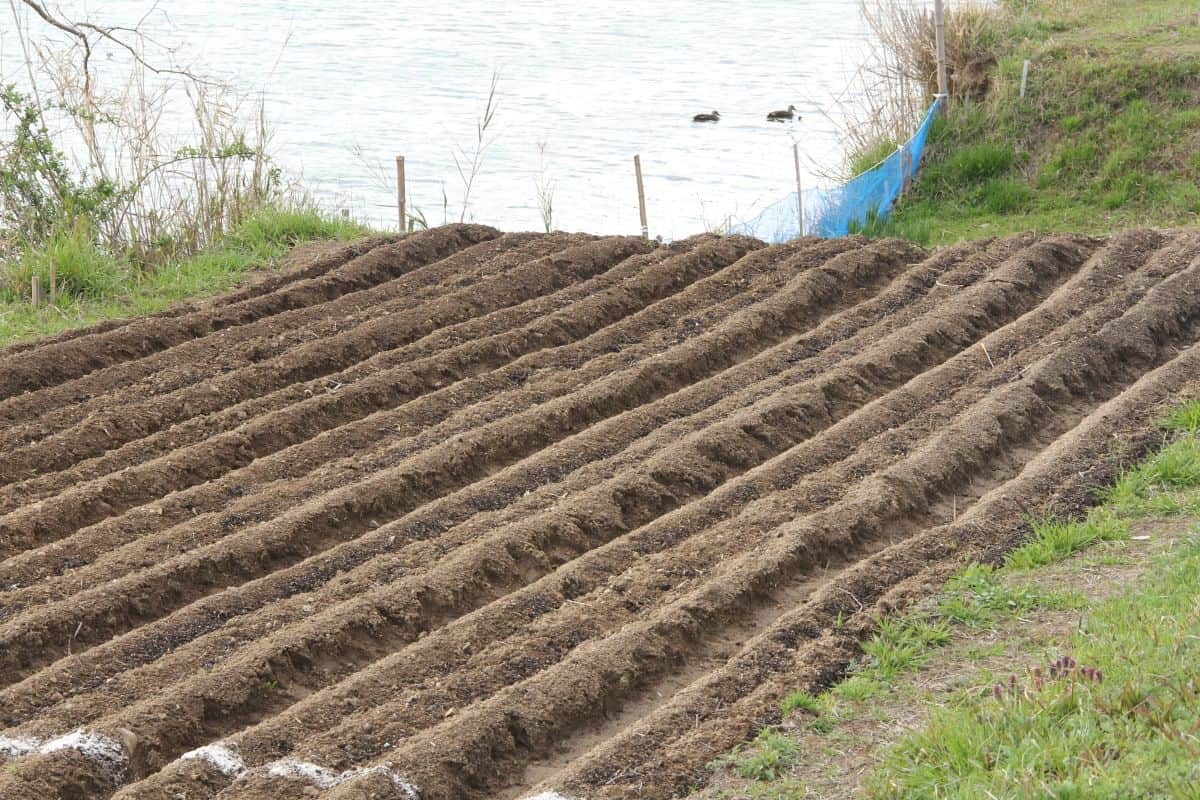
[792,143,804,237]
[634,155,649,240]
[49,257,56,303]
[340,208,350,221]
[31,275,42,308]
[933,0,949,110]
[1020,59,1031,98]
[395,155,406,233]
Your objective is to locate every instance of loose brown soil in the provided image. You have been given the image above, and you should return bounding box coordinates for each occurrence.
[0,224,1197,800]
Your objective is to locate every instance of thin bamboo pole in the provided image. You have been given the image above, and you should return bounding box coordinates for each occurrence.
[395,156,406,233]
[634,155,649,240]
[792,143,804,237]
[934,0,949,111]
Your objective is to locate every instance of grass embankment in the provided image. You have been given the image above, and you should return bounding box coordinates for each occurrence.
[701,398,1200,799]
[0,207,368,344]
[864,0,1200,245]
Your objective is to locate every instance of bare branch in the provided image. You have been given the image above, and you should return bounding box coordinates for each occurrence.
[17,0,215,84]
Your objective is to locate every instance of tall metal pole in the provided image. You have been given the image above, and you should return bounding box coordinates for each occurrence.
[934,0,949,112]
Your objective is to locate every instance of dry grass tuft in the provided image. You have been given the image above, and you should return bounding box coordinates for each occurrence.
[831,0,1002,179]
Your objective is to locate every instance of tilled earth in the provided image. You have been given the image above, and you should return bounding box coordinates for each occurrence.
[0,224,1198,800]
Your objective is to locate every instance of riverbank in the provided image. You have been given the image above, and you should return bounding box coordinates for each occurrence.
[867,0,1200,244]
[0,207,368,344]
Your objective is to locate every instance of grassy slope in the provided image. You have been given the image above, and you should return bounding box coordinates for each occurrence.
[872,0,1200,245]
[0,207,368,344]
[699,399,1200,799]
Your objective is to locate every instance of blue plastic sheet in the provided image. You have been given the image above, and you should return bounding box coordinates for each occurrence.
[731,98,941,242]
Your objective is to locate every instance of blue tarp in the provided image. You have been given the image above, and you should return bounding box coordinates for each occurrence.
[731,98,942,242]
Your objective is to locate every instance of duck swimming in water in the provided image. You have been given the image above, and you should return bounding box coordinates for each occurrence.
[693,110,721,122]
[767,104,799,121]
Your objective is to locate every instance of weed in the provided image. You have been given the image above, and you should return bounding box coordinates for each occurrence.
[807,716,836,735]
[1005,510,1128,569]
[937,564,1048,626]
[830,675,887,702]
[533,140,556,233]
[862,618,952,679]
[779,691,822,716]
[847,207,934,246]
[452,71,500,223]
[1163,400,1200,434]
[1104,432,1200,516]
[711,728,799,782]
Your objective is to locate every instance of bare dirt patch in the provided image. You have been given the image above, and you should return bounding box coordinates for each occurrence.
[0,225,1198,800]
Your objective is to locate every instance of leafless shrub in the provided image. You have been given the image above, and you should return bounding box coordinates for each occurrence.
[2,0,283,267]
[825,0,1002,179]
[862,0,1001,100]
[533,140,555,232]
[452,70,500,224]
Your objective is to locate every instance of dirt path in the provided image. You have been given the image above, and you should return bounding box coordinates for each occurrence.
[0,226,1196,800]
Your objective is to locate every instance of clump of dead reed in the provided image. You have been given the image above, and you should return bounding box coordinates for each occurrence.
[829,0,1003,179]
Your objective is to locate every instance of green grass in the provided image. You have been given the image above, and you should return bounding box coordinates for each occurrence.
[849,138,902,178]
[0,206,369,344]
[861,618,952,679]
[1163,399,1200,434]
[1004,510,1128,570]
[779,691,822,716]
[1104,431,1200,517]
[863,0,1200,245]
[865,536,1200,799]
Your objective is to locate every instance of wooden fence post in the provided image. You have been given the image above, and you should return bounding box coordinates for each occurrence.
[395,156,406,233]
[934,0,949,112]
[49,257,56,303]
[31,275,42,308]
[792,143,804,237]
[1020,59,1031,98]
[634,155,649,240]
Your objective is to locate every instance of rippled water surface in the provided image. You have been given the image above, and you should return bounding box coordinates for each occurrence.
[3,1,874,237]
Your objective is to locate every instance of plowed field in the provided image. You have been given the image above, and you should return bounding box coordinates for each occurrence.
[1,225,1198,800]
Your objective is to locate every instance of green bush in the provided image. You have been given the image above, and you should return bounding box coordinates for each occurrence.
[1,218,125,301]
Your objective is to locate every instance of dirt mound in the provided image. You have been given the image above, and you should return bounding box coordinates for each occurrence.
[0,224,1197,800]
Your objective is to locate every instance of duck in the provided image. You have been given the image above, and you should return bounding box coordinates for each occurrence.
[767,104,799,121]
[693,110,721,122]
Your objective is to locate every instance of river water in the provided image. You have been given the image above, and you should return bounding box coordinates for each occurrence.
[2,1,875,238]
